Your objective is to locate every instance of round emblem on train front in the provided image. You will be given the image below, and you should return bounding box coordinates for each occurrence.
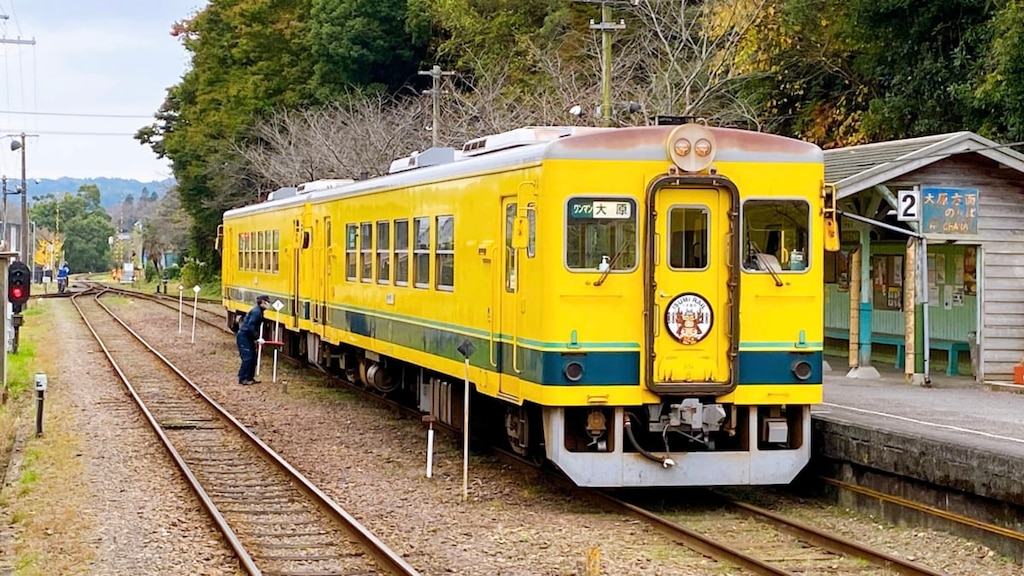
[665,293,713,345]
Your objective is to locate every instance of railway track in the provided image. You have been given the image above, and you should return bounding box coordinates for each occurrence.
[71,287,419,576]
[596,490,949,576]
[98,284,1005,574]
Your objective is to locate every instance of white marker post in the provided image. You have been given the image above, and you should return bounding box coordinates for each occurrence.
[271,299,284,382]
[456,340,476,502]
[190,285,200,344]
[177,284,184,333]
[424,416,436,478]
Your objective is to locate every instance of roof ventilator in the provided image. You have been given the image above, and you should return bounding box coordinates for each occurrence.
[388,147,458,174]
[461,127,575,157]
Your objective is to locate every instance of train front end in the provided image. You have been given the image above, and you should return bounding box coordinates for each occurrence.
[535,124,835,487]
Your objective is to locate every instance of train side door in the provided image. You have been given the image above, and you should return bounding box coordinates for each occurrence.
[291,218,302,328]
[497,197,521,400]
[651,187,734,388]
[322,217,333,329]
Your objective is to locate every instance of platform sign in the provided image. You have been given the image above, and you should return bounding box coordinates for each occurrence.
[896,188,920,222]
[921,187,979,234]
[272,299,284,311]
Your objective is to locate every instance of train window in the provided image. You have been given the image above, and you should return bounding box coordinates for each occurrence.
[377,221,390,284]
[742,199,810,272]
[395,219,409,286]
[436,215,454,291]
[258,231,266,272]
[526,205,536,259]
[505,203,517,292]
[668,207,708,270]
[360,222,373,282]
[414,217,430,288]
[565,197,637,272]
[272,230,280,273]
[345,224,357,281]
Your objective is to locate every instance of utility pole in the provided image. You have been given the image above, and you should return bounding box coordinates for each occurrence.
[591,3,625,127]
[17,133,27,264]
[418,65,455,148]
[1,176,6,249]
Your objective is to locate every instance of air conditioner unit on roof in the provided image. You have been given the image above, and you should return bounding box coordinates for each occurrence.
[296,179,355,193]
[461,127,575,156]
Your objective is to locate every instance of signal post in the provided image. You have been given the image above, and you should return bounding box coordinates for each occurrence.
[8,260,30,353]
[0,251,20,403]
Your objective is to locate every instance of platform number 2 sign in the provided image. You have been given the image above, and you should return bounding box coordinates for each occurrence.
[897,189,920,222]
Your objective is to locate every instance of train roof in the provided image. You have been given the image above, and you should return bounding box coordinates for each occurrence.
[224,125,822,219]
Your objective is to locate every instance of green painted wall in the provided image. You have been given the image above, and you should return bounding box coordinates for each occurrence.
[824,243,976,342]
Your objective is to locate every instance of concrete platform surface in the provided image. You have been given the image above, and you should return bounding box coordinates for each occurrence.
[817,365,1024,460]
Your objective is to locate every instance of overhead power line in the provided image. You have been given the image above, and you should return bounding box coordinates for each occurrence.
[0,109,152,119]
[1,129,137,136]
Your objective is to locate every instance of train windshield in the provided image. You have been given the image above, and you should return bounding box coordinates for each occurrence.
[565,197,637,271]
[742,199,810,272]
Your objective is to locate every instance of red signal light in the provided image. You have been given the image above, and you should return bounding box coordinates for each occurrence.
[11,287,22,299]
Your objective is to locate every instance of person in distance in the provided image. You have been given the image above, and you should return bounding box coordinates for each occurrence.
[237,295,269,385]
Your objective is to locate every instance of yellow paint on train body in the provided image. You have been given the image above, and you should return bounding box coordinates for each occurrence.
[221,125,830,487]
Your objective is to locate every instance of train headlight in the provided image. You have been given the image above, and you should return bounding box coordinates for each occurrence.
[667,124,716,173]
[791,360,813,381]
[564,361,585,382]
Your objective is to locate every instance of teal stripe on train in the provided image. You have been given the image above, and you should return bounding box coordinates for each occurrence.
[226,287,818,387]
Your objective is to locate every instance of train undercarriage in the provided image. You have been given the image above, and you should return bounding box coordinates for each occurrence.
[249,324,810,487]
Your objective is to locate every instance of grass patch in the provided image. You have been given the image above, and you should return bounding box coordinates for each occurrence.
[0,299,98,574]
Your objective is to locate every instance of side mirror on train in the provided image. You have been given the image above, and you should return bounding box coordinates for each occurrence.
[512,217,529,250]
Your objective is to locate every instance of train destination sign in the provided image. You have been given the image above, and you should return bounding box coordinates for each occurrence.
[921,187,978,235]
[568,198,634,219]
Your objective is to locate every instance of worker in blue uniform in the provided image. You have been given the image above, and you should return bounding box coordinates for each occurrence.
[236,295,269,385]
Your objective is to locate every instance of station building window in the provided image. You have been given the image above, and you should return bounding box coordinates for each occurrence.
[414,217,430,288]
[395,219,409,286]
[436,215,454,290]
[377,221,390,284]
[345,224,357,281]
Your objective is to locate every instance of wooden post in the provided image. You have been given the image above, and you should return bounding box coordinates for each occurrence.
[848,248,860,368]
[903,238,916,380]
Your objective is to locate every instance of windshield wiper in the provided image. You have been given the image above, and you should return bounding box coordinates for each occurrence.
[755,253,784,287]
[594,240,630,286]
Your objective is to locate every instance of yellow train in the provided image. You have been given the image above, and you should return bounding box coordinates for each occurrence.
[220,122,838,487]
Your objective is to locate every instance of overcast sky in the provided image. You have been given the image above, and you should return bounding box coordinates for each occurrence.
[0,0,206,182]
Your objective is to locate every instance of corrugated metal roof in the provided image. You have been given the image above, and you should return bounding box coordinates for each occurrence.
[824,132,969,183]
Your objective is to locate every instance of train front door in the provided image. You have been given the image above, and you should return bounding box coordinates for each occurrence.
[649,186,736,391]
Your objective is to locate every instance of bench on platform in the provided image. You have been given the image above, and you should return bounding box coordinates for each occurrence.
[824,328,970,376]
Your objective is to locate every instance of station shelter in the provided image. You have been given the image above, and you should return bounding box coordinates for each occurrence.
[822,132,1024,384]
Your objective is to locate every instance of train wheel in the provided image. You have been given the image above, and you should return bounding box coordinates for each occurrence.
[505,405,545,465]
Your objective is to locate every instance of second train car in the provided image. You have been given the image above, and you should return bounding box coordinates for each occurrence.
[220,122,839,488]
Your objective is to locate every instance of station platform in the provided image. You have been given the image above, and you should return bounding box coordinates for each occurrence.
[810,358,1024,557]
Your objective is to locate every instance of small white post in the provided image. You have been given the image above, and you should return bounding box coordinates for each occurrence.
[177,284,184,333]
[190,285,200,344]
[271,299,284,383]
[426,422,435,478]
[256,340,263,377]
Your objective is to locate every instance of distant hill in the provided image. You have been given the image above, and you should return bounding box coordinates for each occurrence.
[22,177,176,209]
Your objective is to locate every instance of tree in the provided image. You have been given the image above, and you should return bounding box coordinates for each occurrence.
[310,0,428,94]
[141,187,191,275]
[29,185,115,273]
[137,0,318,275]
